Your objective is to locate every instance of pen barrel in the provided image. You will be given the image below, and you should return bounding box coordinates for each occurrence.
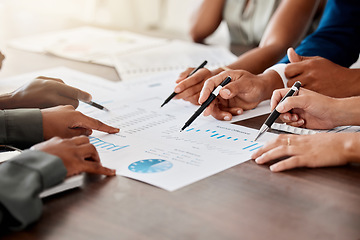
[184,94,216,127]
[264,109,280,128]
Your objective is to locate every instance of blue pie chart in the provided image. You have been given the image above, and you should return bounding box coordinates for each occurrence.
[128,159,173,173]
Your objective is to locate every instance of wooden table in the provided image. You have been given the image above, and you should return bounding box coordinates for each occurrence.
[1,48,360,240]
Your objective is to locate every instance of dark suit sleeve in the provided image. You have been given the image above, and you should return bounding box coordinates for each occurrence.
[279,0,360,67]
[0,109,44,148]
[0,150,67,231]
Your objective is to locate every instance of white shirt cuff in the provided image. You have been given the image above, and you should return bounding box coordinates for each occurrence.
[263,63,288,88]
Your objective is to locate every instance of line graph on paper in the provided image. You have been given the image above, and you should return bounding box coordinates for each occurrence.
[89,136,129,152]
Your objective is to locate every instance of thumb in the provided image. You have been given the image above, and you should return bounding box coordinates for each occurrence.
[287,48,312,63]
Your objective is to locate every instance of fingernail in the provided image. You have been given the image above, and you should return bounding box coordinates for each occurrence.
[237,109,243,115]
[224,115,231,121]
[85,129,92,135]
[175,87,181,93]
[298,119,305,125]
[222,88,231,96]
[112,128,120,133]
[292,115,298,121]
[284,115,290,121]
[270,164,279,172]
[255,156,263,164]
[85,95,92,102]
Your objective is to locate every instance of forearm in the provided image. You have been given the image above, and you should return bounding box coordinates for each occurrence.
[0,150,66,230]
[190,0,225,43]
[224,45,288,74]
[333,96,360,126]
[0,109,43,148]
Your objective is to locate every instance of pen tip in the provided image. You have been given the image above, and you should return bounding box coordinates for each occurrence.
[160,103,165,108]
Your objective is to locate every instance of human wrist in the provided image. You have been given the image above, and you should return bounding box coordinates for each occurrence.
[334,97,360,126]
[258,71,284,101]
[0,92,16,109]
[263,64,288,88]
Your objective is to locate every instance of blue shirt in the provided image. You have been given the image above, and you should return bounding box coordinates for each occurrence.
[279,0,360,67]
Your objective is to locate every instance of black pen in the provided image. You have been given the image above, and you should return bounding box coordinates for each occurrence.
[82,100,109,111]
[180,76,231,132]
[254,81,301,141]
[160,60,208,107]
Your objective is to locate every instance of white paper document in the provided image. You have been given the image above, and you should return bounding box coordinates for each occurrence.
[113,40,237,81]
[2,67,274,191]
[80,82,275,191]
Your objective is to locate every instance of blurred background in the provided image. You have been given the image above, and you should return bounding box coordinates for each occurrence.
[0,0,230,47]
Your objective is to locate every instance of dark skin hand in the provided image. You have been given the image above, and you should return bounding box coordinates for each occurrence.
[285,48,360,98]
[32,136,116,177]
[1,76,92,109]
[41,105,119,140]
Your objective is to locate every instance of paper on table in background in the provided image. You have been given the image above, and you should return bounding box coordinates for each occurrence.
[7,26,167,67]
[272,123,360,134]
[113,40,237,81]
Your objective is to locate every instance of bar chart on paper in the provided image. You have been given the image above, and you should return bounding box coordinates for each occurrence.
[160,125,264,156]
[184,128,263,152]
[89,136,130,152]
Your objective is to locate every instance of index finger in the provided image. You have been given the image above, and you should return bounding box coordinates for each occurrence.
[54,81,92,102]
[174,69,209,93]
[284,62,305,80]
[175,68,194,83]
[82,161,116,176]
[270,88,291,110]
[73,113,120,134]
[198,72,229,104]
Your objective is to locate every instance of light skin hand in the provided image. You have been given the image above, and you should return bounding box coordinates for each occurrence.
[251,133,360,172]
[41,105,119,140]
[2,76,92,109]
[174,68,215,105]
[285,48,360,97]
[31,136,116,177]
[271,88,339,129]
[198,70,280,121]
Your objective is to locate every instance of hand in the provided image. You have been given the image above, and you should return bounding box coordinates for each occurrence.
[271,88,339,129]
[285,48,357,97]
[7,76,92,109]
[198,70,275,120]
[251,133,359,172]
[174,68,215,105]
[31,136,116,177]
[41,105,119,140]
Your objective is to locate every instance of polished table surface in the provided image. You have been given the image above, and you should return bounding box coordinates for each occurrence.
[1,48,360,240]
